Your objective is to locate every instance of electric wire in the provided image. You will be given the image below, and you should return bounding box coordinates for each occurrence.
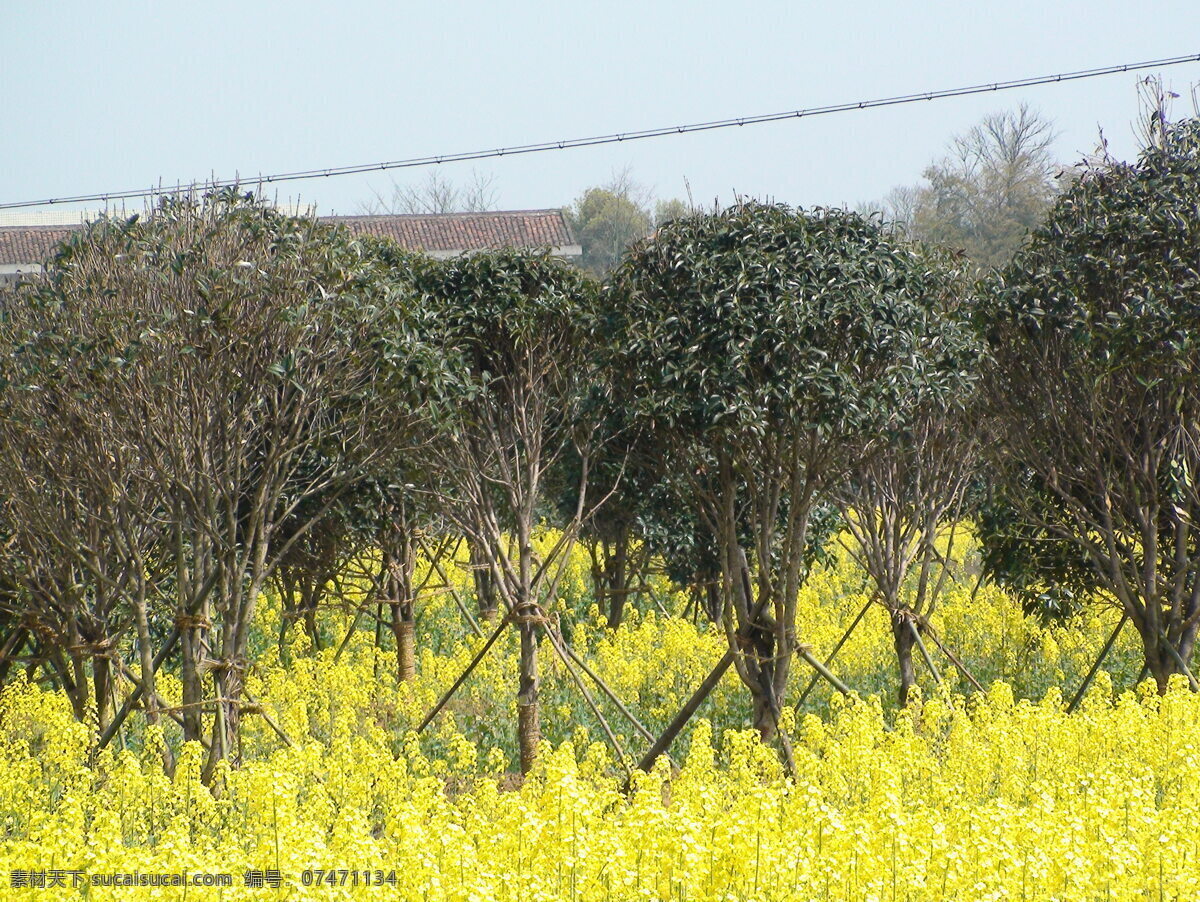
[2,52,1198,211]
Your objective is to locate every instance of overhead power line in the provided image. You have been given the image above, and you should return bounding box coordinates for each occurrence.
[3,52,1199,212]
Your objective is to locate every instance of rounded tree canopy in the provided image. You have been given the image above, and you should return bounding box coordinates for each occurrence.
[985,116,1200,379]
[608,201,975,447]
[416,248,603,404]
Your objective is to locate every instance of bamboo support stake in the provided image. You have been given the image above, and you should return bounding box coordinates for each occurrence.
[419,535,485,638]
[418,613,510,732]
[243,691,296,748]
[1067,612,1127,713]
[636,648,736,774]
[639,587,857,773]
[333,606,367,664]
[795,596,873,708]
[923,625,985,693]
[556,631,654,742]
[795,645,853,697]
[909,619,942,684]
[542,623,632,779]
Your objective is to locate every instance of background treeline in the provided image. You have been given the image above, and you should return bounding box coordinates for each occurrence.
[0,109,1198,781]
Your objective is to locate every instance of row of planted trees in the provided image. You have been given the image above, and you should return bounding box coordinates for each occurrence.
[1,116,1199,778]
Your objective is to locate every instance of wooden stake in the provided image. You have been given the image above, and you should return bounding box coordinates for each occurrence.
[1067,612,1127,713]
[795,645,853,697]
[418,535,485,638]
[418,614,510,732]
[909,619,942,684]
[636,648,736,774]
[795,596,873,708]
[243,691,296,748]
[555,629,654,742]
[542,624,632,779]
[923,626,985,693]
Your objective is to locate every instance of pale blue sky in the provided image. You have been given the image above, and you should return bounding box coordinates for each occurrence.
[2,1,1197,217]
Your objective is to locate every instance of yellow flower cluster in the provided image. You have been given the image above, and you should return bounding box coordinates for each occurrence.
[5,673,1200,900]
[0,529,1176,899]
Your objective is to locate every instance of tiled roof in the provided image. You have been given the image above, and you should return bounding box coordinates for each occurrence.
[331,210,578,255]
[0,210,578,267]
[0,226,76,269]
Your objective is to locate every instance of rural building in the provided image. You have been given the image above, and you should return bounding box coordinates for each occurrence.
[0,208,580,285]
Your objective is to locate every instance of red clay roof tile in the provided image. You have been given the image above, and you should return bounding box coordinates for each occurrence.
[0,210,578,268]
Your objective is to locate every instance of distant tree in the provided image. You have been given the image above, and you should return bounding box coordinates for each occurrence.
[878,105,1063,270]
[361,169,498,215]
[567,172,653,276]
[653,197,691,227]
[979,115,1200,692]
[567,170,689,277]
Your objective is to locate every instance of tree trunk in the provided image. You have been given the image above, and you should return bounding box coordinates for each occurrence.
[302,592,322,653]
[394,611,416,682]
[93,654,112,736]
[751,675,777,742]
[276,567,297,667]
[892,611,918,707]
[703,579,721,623]
[517,615,540,774]
[1132,607,1198,694]
[471,541,499,623]
[383,521,417,683]
[211,614,250,774]
[180,610,206,743]
[604,531,630,630]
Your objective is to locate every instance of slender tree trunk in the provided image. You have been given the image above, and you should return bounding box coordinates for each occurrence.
[93,654,112,735]
[604,529,630,630]
[277,613,293,669]
[471,541,499,623]
[703,579,721,623]
[517,616,540,773]
[588,540,608,625]
[180,609,206,743]
[302,588,322,653]
[892,610,918,707]
[276,567,297,667]
[516,517,540,774]
[53,652,89,722]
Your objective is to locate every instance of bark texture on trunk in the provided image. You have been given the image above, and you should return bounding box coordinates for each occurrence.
[517,616,540,774]
[179,614,206,743]
[471,542,499,623]
[604,534,630,631]
[394,616,416,683]
[892,611,918,708]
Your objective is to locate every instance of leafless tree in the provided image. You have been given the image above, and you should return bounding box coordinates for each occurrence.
[361,170,498,215]
[869,105,1062,270]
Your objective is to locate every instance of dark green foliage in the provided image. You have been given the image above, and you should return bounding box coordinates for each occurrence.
[976,474,1099,622]
[980,116,1200,687]
[609,201,972,737]
[613,202,971,443]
